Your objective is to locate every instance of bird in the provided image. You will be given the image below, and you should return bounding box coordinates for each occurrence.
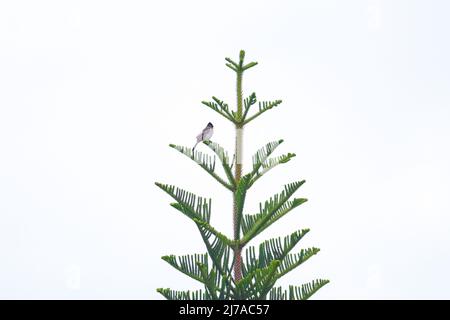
[192,122,214,153]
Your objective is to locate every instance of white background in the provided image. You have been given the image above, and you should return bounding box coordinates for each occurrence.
[1,0,449,299]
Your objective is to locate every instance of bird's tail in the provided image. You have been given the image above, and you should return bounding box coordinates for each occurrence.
[192,141,200,154]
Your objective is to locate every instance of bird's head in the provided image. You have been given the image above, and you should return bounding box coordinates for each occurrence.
[207,122,213,128]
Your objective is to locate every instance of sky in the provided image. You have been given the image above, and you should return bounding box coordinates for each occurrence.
[1,0,450,299]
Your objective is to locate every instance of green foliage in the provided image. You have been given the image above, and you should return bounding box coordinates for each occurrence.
[201,97,235,123]
[249,139,295,187]
[155,50,328,300]
[225,54,258,73]
[277,247,321,278]
[202,96,282,125]
[243,229,311,276]
[242,92,257,120]
[162,253,207,283]
[269,280,331,300]
[234,174,252,239]
[240,181,307,244]
[194,218,234,247]
[235,260,280,300]
[157,288,207,300]
[250,152,297,187]
[251,140,284,175]
[155,183,211,223]
[169,143,233,190]
[194,219,233,278]
[243,100,283,125]
[203,140,235,188]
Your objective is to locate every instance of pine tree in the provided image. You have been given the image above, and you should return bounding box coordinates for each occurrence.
[155,50,329,300]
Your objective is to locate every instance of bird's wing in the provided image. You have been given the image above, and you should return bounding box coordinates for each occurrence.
[203,128,213,141]
[196,132,204,142]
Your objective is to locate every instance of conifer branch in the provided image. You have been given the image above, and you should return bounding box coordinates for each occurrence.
[269,279,330,300]
[243,100,283,125]
[249,152,297,187]
[203,140,236,189]
[201,99,236,123]
[155,182,211,223]
[250,139,284,179]
[243,229,310,276]
[193,218,236,247]
[240,181,306,245]
[169,144,233,191]
[242,92,257,121]
[197,263,219,299]
[157,288,207,300]
[161,253,207,284]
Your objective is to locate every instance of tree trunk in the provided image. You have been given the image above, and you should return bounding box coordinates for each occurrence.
[233,126,243,281]
[233,66,244,282]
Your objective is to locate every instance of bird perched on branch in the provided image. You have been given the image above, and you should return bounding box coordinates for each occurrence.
[192,122,214,152]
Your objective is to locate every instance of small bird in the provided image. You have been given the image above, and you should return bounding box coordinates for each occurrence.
[192,122,214,152]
